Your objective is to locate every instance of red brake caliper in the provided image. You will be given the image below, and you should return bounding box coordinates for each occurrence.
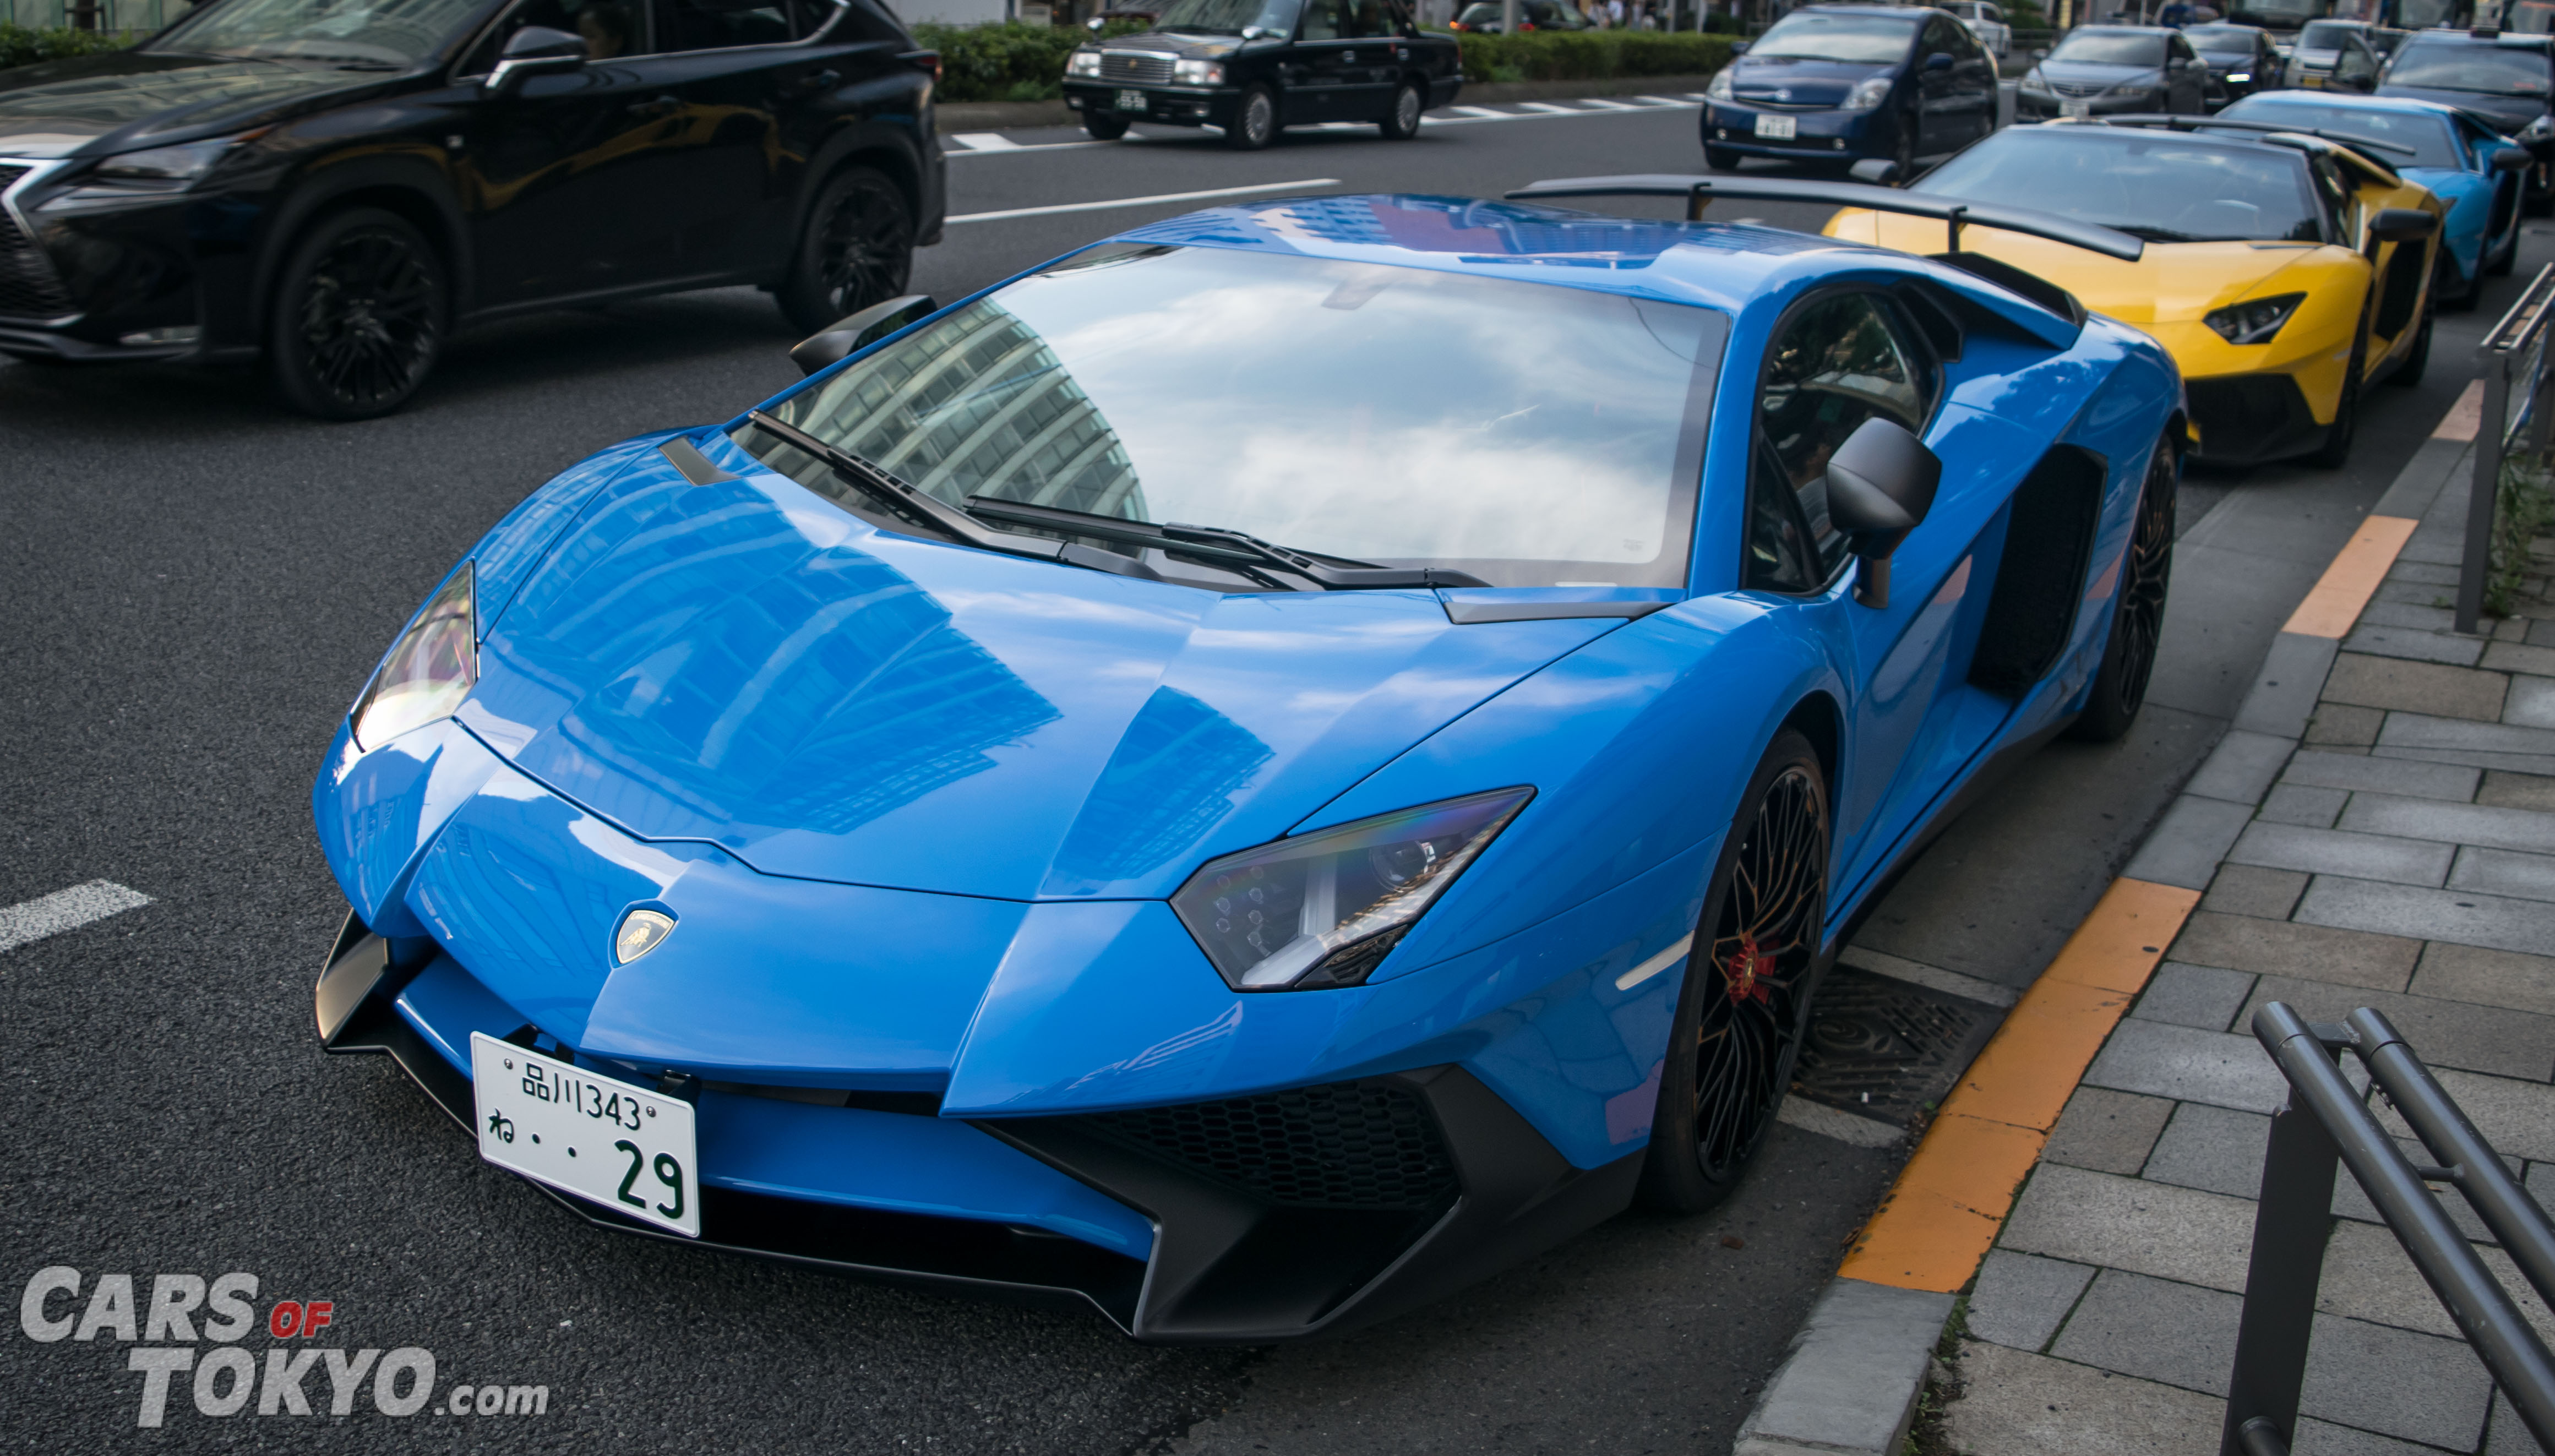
[1723,937,1777,1006]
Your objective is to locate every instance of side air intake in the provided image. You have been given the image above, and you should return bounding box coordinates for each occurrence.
[1969,446,2107,697]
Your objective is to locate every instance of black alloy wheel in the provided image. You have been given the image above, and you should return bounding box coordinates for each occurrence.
[1638,728,1829,1213]
[1084,110,1131,140]
[777,166,915,336]
[1380,79,1424,140]
[2069,433,2176,743]
[1704,144,1743,171]
[268,207,445,422]
[1227,84,1278,150]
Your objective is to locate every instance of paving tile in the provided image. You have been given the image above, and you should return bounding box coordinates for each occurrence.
[2231,821,2456,886]
[2486,640,2555,678]
[2298,876,2555,963]
[2483,1388,2553,1455]
[1967,1250,2098,1353]
[2344,624,2487,667]
[2533,618,2555,650]
[2133,962,2256,1033]
[2043,1087,2175,1176]
[2339,792,2555,854]
[2123,794,2258,891]
[1999,1164,2257,1293]
[2240,973,2555,1082]
[2085,1017,2293,1114]
[2171,910,2421,993]
[2413,941,2555,1017]
[2313,1217,2538,1340]
[2391,560,2465,587]
[2481,770,2555,812]
[2299,1311,2496,1450]
[2510,675,2555,730]
[2285,750,2481,803]
[1944,1338,2224,1456]
[2453,846,2555,906]
[2360,599,2460,632]
[2308,704,2387,748]
[2295,1415,2469,1456]
[2047,1268,2241,1395]
[2325,654,2508,723]
[2262,783,2351,828]
[2205,863,2311,920]
[2378,744,2555,778]
[2240,634,2344,740]
[2142,1101,2270,1199]
[2381,712,2555,758]
[2373,1066,2555,1163]
[2329,1136,2505,1246]
[2375,579,2455,607]
[2188,728,2300,806]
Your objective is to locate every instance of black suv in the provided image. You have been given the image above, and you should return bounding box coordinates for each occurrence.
[0,0,945,418]
[1063,0,1462,149]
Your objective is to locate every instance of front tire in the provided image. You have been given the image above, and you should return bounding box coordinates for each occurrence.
[776,166,915,337]
[2307,324,2366,470]
[1637,728,1829,1214]
[1380,79,1424,139]
[2069,434,2176,743]
[2391,294,2434,385]
[1083,110,1131,140]
[1225,84,1278,150]
[1704,144,1744,171]
[267,207,445,422]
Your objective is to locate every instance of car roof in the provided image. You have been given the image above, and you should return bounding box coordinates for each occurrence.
[2400,28,2554,47]
[2187,22,2268,32]
[2234,90,2460,118]
[2064,23,2177,34]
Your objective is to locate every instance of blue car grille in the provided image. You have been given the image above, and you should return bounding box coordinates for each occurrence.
[1101,52,1175,84]
[0,165,71,319]
[1085,1080,1457,1210]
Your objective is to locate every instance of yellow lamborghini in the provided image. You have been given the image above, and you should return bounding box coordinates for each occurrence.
[1824,116,2445,467]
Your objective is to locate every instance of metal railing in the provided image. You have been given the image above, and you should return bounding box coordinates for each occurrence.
[2221,1003,2555,1456]
[2456,263,2555,635]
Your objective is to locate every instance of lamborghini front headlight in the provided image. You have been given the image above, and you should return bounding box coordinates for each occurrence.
[2204,292,2305,345]
[351,563,477,749]
[1171,787,1533,991]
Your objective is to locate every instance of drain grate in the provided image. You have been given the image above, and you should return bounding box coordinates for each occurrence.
[1791,964,2002,1131]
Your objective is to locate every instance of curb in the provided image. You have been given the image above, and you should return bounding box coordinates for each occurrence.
[934,73,1714,132]
[1728,397,2485,1456]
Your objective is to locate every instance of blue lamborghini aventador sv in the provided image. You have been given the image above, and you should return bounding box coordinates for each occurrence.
[310,181,2184,1344]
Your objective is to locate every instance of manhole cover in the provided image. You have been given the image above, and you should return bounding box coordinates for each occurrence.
[1791,964,2002,1130]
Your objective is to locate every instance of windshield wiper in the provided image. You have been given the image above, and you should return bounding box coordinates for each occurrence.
[745,411,1158,580]
[966,497,1491,591]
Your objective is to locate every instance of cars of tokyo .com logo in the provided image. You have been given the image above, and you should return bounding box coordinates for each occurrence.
[18,1267,549,1427]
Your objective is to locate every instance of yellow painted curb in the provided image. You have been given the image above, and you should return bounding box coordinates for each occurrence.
[2281,515,2419,640]
[2436,378,2484,444]
[1837,877,2199,1294]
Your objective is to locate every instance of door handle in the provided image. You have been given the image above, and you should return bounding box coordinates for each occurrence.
[628,94,682,118]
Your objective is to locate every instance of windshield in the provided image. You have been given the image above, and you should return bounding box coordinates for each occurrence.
[1919,128,2321,242]
[2298,20,2358,47]
[733,247,1723,589]
[2050,30,2167,65]
[151,0,485,65]
[2187,26,2258,52]
[2222,0,2327,24]
[2387,40,2552,92]
[2223,99,2460,165]
[1152,0,1299,34]
[1749,13,1919,62]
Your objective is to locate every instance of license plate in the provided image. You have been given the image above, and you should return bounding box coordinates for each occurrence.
[471,1032,700,1238]
[1755,112,1797,139]
[1115,88,1147,113]
[2061,99,2090,118]
[2302,75,2325,88]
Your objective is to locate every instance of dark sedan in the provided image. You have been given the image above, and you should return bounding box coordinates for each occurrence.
[2185,22,2281,108]
[2015,25,2210,121]
[1701,3,1996,175]
[1063,0,1459,147]
[2379,29,2555,206]
[0,0,942,419]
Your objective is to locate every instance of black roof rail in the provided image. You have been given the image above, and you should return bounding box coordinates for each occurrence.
[1501,173,2145,260]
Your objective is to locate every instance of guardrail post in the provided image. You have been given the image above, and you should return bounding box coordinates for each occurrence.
[2219,1089,2341,1455]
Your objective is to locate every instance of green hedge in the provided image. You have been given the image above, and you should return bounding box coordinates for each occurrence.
[1451,29,1735,84]
[0,23,133,71]
[919,19,1149,103]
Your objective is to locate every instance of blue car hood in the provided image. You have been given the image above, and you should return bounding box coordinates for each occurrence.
[456,442,1619,903]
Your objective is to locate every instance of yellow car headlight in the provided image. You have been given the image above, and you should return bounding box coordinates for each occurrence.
[2204,292,2305,346]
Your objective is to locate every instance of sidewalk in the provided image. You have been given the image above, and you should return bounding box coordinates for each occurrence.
[1940,412,2555,1454]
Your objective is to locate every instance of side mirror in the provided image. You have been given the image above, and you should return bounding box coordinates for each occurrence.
[1850,156,1902,184]
[791,293,938,377]
[2031,44,2047,57]
[1731,39,1750,53]
[2497,144,2534,171]
[1087,14,1104,28]
[1823,417,1941,610]
[1925,50,1955,70]
[2369,205,2439,242]
[486,25,587,95]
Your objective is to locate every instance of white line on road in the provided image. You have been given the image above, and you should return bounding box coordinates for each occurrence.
[1442,103,1504,116]
[943,99,1701,157]
[950,131,1026,151]
[1516,101,1578,113]
[1575,97,1638,109]
[947,178,1342,223]
[0,880,152,955]
[1633,95,1688,105]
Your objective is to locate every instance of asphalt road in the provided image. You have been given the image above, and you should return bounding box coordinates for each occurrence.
[0,100,2534,1454]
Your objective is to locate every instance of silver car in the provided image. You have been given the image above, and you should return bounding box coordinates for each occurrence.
[1946,0,2012,57]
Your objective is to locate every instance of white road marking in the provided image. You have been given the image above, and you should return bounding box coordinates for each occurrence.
[1576,97,1639,110]
[1633,95,1687,105]
[1614,934,1693,991]
[1442,103,1504,116]
[1516,101,1579,113]
[0,880,152,955]
[942,98,1703,157]
[947,177,1343,223]
[950,131,1025,151]
[1776,1097,1905,1148]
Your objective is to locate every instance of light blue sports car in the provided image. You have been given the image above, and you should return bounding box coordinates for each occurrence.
[309,182,2183,1343]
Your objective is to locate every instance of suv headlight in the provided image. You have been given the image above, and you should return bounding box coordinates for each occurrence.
[1706,66,1735,100]
[352,564,478,750]
[2204,292,2305,345]
[1170,787,1533,991]
[96,135,238,184]
[1844,75,1893,110]
[1173,58,1224,84]
[1067,48,1103,77]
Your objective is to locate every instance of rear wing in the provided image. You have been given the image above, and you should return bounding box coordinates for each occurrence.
[1503,173,2147,260]
[2089,114,2411,186]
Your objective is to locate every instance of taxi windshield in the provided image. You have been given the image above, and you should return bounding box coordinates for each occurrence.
[1919,128,2322,242]
[1152,0,1301,32]
[2298,20,2359,47]
[736,246,1725,588]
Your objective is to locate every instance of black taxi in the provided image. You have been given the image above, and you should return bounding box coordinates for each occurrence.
[1062,0,1463,149]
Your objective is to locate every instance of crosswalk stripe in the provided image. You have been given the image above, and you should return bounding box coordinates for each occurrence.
[948,177,1341,224]
[1516,101,1579,112]
[950,132,1023,151]
[1442,103,1503,116]
[1633,95,1686,105]
[1576,97,1638,109]
[0,881,152,956]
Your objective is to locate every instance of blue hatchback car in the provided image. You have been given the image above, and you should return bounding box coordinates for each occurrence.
[2218,91,2531,307]
[312,186,2182,1343]
[1703,3,2000,174]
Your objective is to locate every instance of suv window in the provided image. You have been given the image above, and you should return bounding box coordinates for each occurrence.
[463,0,650,72]
[1301,0,1342,39]
[1746,293,1935,592]
[653,0,796,51]
[1921,17,1959,57]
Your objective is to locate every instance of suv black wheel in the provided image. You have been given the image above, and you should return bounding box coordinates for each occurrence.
[2308,328,2366,469]
[2069,433,2176,743]
[268,207,445,422]
[1226,84,1278,150]
[1083,110,1130,140]
[1637,727,1828,1214]
[1704,144,1742,170]
[777,166,914,336]
[1380,79,1423,139]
